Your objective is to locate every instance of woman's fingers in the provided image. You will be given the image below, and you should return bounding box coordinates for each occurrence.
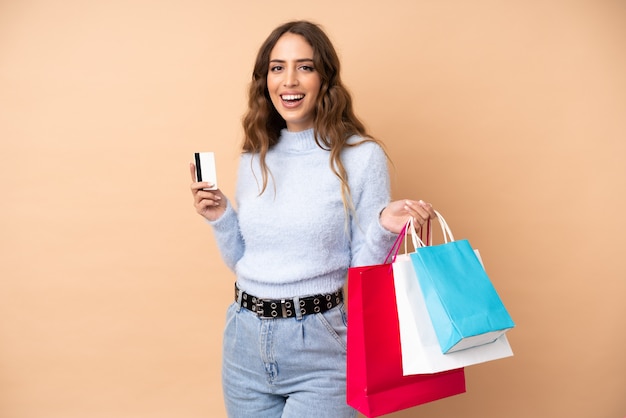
[404,200,434,225]
[190,163,214,191]
[196,190,221,206]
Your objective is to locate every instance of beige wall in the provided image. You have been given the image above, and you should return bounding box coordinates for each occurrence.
[1,0,624,417]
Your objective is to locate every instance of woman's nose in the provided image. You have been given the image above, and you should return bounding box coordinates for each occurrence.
[283,68,299,87]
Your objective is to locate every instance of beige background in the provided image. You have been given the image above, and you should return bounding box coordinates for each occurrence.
[1,0,624,417]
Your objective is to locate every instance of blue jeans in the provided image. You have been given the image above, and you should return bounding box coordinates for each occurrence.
[221,301,357,418]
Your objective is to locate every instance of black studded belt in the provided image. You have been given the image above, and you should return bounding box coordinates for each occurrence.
[235,284,343,319]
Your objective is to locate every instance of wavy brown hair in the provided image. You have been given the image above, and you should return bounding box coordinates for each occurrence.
[242,20,386,215]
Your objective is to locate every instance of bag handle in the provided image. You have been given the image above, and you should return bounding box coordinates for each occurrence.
[434,210,455,243]
[403,217,425,255]
[398,216,435,257]
[420,218,432,246]
[384,217,425,264]
[384,222,407,264]
[404,210,454,251]
[384,210,452,264]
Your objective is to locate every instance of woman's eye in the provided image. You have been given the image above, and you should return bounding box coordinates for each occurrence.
[300,65,315,72]
[270,65,283,72]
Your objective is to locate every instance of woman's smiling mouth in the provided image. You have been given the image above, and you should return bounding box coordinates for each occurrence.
[281,94,305,102]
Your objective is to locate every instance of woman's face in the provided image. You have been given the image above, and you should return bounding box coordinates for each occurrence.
[267,33,322,132]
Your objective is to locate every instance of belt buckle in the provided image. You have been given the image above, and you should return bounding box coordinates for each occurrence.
[254,298,265,317]
[256,298,295,319]
[256,298,281,318]
[280,299,288,318]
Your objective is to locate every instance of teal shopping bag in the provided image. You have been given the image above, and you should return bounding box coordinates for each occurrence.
[409,211,515,354]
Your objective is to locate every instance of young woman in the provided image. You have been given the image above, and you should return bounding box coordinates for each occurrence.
[190,20,435,418]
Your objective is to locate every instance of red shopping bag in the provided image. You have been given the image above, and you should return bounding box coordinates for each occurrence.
[347,229,466,417]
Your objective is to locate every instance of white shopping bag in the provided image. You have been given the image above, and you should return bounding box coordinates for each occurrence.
[392,219,514,375]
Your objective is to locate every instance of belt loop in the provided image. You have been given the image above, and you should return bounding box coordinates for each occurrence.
[294,296,303,321]
[235,286,243,312]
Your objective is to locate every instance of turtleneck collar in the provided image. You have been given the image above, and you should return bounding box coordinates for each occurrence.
[273,128,321,153]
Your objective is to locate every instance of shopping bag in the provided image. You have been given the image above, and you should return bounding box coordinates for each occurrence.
[347,228,466,417]
[394,218,513,375]
[410,211,515,354]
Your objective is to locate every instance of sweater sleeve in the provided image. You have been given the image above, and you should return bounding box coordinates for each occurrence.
[349,142,399,267]
[206,199,244,272]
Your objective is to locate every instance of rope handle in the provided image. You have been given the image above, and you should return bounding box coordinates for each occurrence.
[383,209,453,264]
[383,222,407,264]
[420,218,432,246]
[403,217,421,254]
[400,210,455,255]
[434,210,455,243]
[397,215,432,257]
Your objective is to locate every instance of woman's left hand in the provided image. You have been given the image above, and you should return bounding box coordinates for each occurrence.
[379,199,435,234]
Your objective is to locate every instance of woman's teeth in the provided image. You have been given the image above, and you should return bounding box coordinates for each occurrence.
[281,94,304,101]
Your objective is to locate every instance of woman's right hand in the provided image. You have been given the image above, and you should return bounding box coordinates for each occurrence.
[189,163,227,221]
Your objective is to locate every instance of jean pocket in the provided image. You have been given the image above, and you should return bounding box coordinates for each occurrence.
[314,303,348,351]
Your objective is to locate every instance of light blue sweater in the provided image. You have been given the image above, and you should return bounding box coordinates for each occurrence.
[209,128,398,299]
